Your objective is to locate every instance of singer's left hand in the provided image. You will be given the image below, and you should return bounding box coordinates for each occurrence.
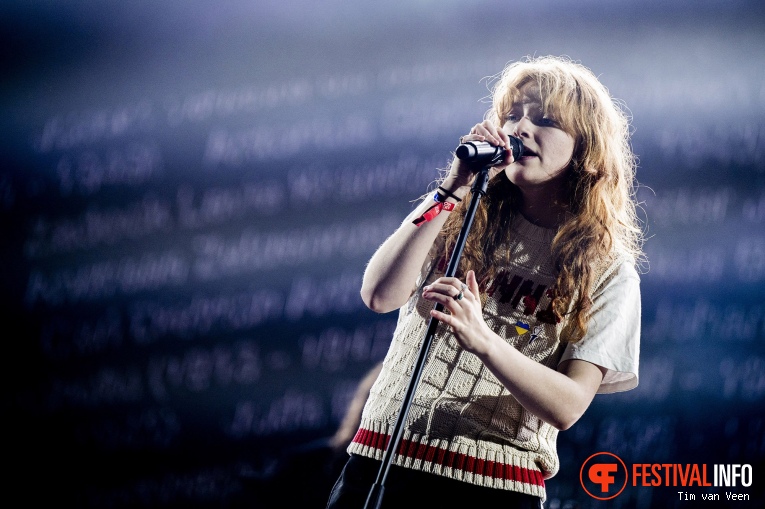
[422,270,494,356]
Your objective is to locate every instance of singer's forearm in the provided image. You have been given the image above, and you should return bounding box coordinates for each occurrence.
[361,178,468,313]
[473,334,606,431]
[361,201,447,313]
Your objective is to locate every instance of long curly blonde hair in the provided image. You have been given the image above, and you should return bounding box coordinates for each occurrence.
[438,56,644,341]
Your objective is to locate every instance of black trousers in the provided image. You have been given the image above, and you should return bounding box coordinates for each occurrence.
[326,454,543,509]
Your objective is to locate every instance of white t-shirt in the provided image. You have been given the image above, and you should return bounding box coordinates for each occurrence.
[558,260,641,393]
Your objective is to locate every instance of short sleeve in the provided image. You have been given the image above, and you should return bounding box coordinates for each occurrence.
[558,260,641,394]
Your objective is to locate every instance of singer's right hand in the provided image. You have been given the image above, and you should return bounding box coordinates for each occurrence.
[446,120,515,188]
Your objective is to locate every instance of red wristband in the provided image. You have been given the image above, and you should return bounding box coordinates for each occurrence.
[412,193,456,227]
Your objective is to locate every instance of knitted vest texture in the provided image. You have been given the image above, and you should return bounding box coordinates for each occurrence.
[348,217,623,500]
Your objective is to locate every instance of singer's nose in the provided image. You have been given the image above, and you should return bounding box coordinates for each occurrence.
[512,116,532,138]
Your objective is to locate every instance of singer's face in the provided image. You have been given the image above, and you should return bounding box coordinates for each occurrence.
[501,84,575,196]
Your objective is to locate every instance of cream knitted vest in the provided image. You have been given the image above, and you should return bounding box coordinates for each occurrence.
[348,215,623,500]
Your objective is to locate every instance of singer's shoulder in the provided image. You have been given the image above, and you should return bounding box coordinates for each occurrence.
[592,250,641,293]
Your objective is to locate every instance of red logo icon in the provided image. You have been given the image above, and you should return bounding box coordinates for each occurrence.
[580,452,628,500]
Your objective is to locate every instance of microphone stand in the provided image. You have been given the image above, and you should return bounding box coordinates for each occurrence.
[363,164,492,509]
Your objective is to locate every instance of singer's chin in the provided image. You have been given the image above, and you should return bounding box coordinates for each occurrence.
[506,164,569,192]
[503,164,543,185]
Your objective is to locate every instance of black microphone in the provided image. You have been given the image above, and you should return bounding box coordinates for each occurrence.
[455,136,523,166]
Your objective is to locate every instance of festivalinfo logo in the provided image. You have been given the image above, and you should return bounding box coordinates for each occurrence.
[579,452,753,501]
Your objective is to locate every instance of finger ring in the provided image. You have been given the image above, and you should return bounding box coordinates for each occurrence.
[460,283,468,292]
[454,291,464,301]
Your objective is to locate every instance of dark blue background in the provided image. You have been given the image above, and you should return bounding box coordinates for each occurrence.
[2,1,764,507]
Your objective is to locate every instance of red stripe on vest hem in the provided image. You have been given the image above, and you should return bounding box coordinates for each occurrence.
[350,428,545,488]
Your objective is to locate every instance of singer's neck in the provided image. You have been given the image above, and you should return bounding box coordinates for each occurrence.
[517,185,569,230]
